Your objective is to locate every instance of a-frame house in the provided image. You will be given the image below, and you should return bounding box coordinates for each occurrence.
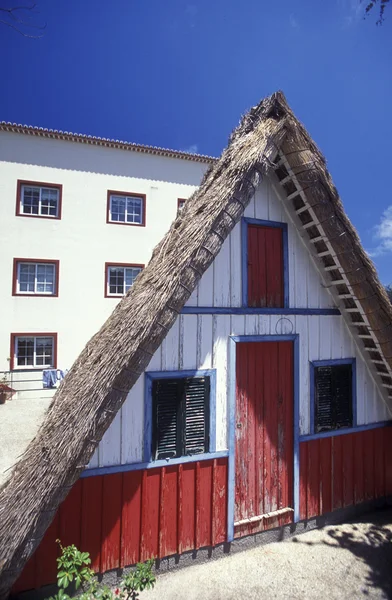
[1,91,392,598]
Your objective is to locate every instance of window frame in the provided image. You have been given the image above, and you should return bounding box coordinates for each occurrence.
[12,258,59,297]
[10,332,58,370]
[16,180,62,220]
[144,369,217,463]
[104,262,144,298]
[106,190,146,227]
[241,217,289,309]
[310,358,357,435]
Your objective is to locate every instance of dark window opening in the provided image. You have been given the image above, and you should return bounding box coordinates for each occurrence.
[314,363,353,433]
[152,376,210,460]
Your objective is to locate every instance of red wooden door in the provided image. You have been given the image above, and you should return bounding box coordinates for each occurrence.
[235,341,294,537]
[247,224,284,308]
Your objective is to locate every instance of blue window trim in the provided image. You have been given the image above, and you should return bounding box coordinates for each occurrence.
[227,334,300,542]
[144,369,217,464]
[241,217,289,308]
[81,450,229,478]
[309,358,357,436]
[299,420,392,443]
[181,307,340,316]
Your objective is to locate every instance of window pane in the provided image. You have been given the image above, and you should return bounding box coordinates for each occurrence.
[124,267,142,292]
[109,267,124,294]
[110,196,126,222]
[22,187,39,214]
[40,188,59,217]
[35,337,53,366]
[16,337,34,366]
[126,197,142,224]
[36,264,55,294]
[18,263,35,292]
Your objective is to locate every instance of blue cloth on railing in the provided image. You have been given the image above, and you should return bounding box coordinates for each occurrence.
[42,369,57,389]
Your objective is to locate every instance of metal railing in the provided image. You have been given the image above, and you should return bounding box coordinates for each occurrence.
[0,369,57,395]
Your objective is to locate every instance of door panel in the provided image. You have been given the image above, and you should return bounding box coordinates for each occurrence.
[235,341,294,537]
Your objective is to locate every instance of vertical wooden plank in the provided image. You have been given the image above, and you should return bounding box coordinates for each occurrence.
[179,463,196,552]
[101,473,123,572]
[59,480,82,549]
[332,436,344,510]
[356,358,366,426]
[121,378,144,465]
[296,316,310,436]
[161,317,180,371]
[267,342,279,525]
[254,178,269,220]
[235,342,247,523]
[182,315,198,370]
[299,442,308,520]
[185,281,199,306]
[255,343,265,518]
[342,434,354,507]
[198,263,214,306]
[212,458,228,544]
[306,254,320,308]
[195,461,201,548]
[277,341,294,526]
[213,315,231,450]
[159,465,178,557]
[244,193,256,218]
[319,437,332,515]
[81,476,103,572]
[262,342,273,517]
[198,314,213,370]
[213,236,231,307]
[306,439,320,518]
[319,316,332,360]
[353,432,365,505]
[140,468,161,561]
[267,178,283,222]
[363,429,375,500]
[230,225,242,307]
[265,227,284,308]
[88,448,99,469]
[198,460,213,548]
[374,428,385,499]
[100,411,122,467]
[293,238,308,308]
[121,470,142,567]
[247,343,257,518]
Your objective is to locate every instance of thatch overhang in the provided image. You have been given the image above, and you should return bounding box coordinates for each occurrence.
[0,91,391,598]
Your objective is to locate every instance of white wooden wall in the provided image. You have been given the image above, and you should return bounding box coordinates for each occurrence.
[88,312,392,469]
[185,178,335,309]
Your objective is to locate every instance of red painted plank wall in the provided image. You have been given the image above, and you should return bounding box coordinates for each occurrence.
[299,427,392,520]
[14,458,228,593]
[247,224,284,308]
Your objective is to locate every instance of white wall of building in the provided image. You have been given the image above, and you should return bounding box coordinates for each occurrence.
[0,131,209,385]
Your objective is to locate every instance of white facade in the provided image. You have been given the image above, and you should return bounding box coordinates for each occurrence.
[0,130,209,396]
[90,175,392,470]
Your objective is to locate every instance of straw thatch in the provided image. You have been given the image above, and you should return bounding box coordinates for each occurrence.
[0,91,391,599]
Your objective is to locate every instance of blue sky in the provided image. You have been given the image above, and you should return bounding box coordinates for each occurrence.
[1,0,392,283]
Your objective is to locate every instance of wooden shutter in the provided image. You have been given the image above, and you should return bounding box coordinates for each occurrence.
[315,364,353,433]
[153,379,181,460]
[247,224,284,308]
[184,377,209,455]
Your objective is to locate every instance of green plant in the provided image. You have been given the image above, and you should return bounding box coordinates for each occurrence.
[46,541,155,600]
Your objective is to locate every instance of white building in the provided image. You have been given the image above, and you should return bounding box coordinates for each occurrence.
[0,122,212,399]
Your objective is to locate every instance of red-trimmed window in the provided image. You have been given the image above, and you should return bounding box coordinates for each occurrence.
[16,180,62,219]
[246,222,286,308]
[105,263,144,297]
[13,259,59,296]
[10,333,57,370]
[107,191,146,226]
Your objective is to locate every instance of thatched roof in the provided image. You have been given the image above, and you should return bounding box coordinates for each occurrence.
[1,91,391,599]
